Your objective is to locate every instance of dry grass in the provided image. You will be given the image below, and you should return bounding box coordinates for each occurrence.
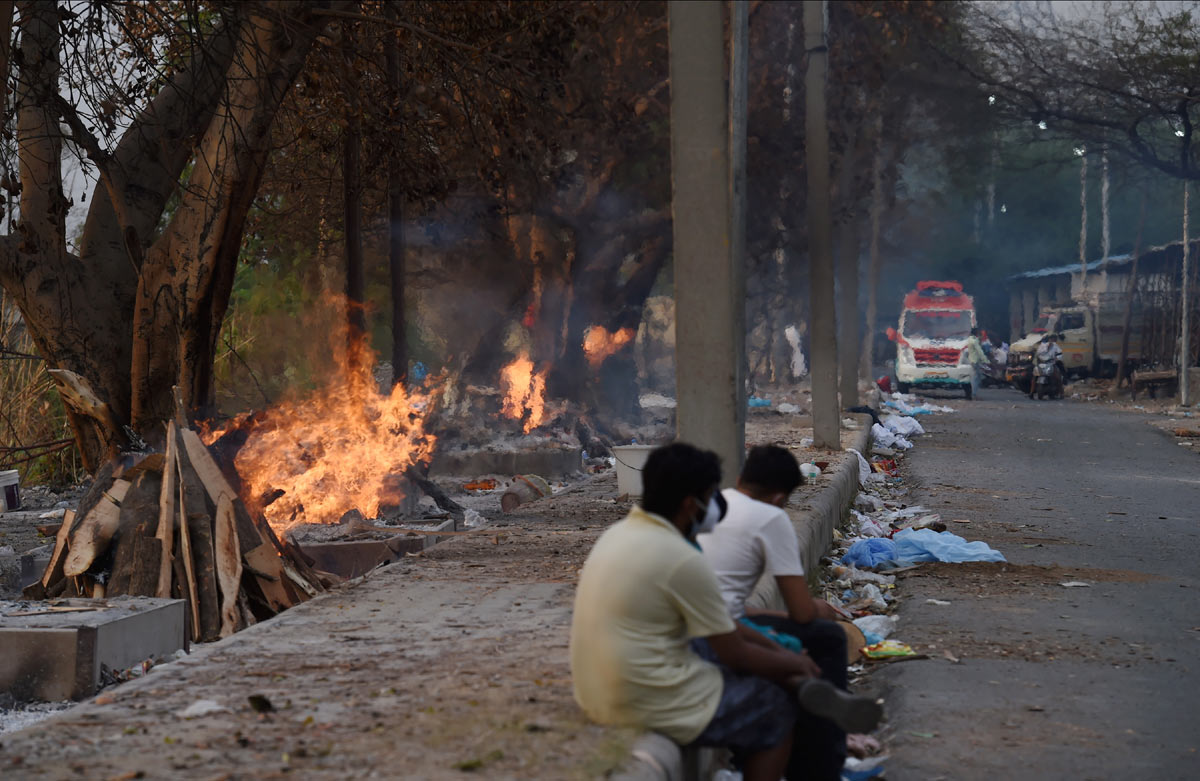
[0,293,82,488]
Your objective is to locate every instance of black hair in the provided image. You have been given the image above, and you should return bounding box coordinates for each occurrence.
[739,444,803,494]
[640,442,722,520]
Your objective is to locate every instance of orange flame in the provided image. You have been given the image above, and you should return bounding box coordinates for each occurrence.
[215,309,437,534]
[499,351,548,434]
[582,325,635,369]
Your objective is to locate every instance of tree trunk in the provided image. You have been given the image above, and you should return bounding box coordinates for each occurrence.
[1113,193,1146,393]
[342,23,366,372]
[386,3,407,388]
[860,133,884,386]
[836,218,860,408]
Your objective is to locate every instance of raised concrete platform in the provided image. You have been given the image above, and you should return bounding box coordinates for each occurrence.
[430,446,583,478]
[0,597,187,701]
[0,543,52,598]
[300,519,458,579]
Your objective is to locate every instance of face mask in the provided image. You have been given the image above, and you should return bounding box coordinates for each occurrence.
[692,496,722,536]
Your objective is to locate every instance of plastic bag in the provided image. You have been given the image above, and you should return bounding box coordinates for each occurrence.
[845,448,872,484]
[841,537,898,568]
[852,614,897,640]
[892,528,1006,563]
[870,423,912,451]
[883,415,925,437]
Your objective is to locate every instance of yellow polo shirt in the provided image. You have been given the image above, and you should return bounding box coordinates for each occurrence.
[569,505,736,743]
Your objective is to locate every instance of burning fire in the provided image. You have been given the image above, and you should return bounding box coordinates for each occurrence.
[582,325,635,369]
[209,319,437,534]
[499,351,548,433]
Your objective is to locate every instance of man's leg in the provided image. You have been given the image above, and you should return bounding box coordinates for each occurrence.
[748,616,849,781]
[972,364,981,399]
[688,639,797,781]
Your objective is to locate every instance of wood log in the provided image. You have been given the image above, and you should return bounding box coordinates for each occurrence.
[70,462,117,536]
[63,480,130,577]
[36,522,62,536]
[243,543,292,612]
[214,494,244,637]
[155,421,179,598]
[187,511,222,641]
[40,509,75,589]
[107,470,163,597]
[126,537,163,596]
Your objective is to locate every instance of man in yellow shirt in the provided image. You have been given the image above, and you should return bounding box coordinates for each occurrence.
[571,443,881,781]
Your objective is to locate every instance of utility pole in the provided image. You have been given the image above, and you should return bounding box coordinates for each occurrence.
[1182,183,1192,407]
[668,1,748,480]
[1078,147,1088,292]
[805,0,839,449]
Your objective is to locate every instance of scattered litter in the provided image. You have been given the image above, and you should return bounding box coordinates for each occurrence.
[463,509,487,528]
[852,614,897,640]
[862,640,919,660]
[1059,581,1091,588]
[871,423,913,450]
[176,700,229,719]
[941,649,960,664]
[842,538,898,569]
[857,584,889,611]
[925,598,951,606]
[778,402,801,414]
[38,507,67,520]
[882,415,925,438]
[846,448,872,485]
[800,463,822,480]
[747,396,772,408]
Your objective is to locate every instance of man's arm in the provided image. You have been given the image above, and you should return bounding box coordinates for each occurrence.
[776,575,842,624]
[706,628,820,683]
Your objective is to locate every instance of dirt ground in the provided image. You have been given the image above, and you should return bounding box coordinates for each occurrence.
[0,412,863,779]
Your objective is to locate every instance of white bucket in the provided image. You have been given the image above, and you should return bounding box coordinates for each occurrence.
[612,445,655,496]
[0,469,19,512]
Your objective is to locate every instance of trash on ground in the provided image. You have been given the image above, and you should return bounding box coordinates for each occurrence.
[861,640,919,660]
[892,528,1006,564]
[1059,581,1090,588]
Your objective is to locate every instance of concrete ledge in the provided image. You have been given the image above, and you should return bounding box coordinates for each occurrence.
[0,597,187,701]
[300,519,458,579]
[430,446,583,478]
[616,414,873,779]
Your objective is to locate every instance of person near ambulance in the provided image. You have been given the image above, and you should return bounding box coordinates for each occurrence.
[965,327,988,399]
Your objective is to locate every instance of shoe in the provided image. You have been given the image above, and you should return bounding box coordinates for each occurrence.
[795,678,883,734]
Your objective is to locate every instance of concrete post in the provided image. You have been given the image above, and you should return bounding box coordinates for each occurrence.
[1021,289,1036,334]
[1182,184,1191,406]
[669,1,747,480]
[836,224,860,408]
[805,0,840,449]
[1009,290,1022,342]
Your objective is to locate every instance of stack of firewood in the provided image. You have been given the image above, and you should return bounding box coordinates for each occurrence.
[24,421,331,642]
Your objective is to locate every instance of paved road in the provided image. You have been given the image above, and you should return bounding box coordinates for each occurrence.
[877,388,1200,780]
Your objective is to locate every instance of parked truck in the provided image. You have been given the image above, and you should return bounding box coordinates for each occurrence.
[1005,294,1142,388]
[887,280,978,399]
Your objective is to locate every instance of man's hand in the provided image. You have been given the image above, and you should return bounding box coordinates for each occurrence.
[814,598,849,621]
[785,651,822,685]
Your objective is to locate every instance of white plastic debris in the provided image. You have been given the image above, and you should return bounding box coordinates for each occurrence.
[871,423,912,450]
[38,507,67,520]
[843,565,895,586]
[852,614,897,639]
[1059,581,1090,588]
[463,509,487,528]
[777,402,801,414]
[883,414,925,437]
[800,463,822,480]
[854,492,884,513]
[926,598,951,606]
[638,393,677,409]
[858,584,889,610]
[176,700,228,719]
[845,448,872,485]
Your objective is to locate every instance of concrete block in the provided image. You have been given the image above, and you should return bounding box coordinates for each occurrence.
[0,597,187,701]
[430,446,582,478]
[300,519,458,579]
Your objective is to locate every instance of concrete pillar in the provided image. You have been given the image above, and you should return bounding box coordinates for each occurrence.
[836,223,860,408]
[805,0,840,449]
[669,0,747,481]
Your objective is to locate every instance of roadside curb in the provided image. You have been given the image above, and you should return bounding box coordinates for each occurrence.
[612,414,873,781]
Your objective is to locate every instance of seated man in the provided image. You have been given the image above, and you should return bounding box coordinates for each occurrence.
[697,444,857,781]
[570,443,879,781]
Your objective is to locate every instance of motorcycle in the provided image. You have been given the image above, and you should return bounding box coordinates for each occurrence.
[1030,356,1064,400]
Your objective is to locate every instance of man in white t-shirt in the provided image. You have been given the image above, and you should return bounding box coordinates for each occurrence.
[571,443,881,781]
[698,445,856,781]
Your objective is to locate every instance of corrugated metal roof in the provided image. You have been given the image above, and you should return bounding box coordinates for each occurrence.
[1007,253,1132,282]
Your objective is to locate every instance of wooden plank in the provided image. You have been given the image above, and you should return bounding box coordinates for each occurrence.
[214,494,244,637]
[177,480,201,641]
[36,522,62,536]
[107,471,163,597]
[63,481,130,577]
[244,543,293,612]
[188,511,221,642]
[178,427,238,508]
[40,509,75,589]
[155,422,179,598]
